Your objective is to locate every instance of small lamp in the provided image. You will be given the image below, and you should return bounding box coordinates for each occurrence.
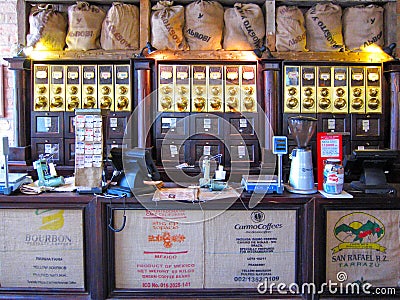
[253,45,273,59]
[383,43,396,58]
[139,42,157,57]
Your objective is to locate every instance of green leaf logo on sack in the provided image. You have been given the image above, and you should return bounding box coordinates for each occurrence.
[332,212,386,254]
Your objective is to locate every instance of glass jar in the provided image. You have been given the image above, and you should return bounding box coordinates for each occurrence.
[323,159,344,194]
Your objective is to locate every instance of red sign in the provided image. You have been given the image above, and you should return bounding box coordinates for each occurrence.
[317,133,342,190]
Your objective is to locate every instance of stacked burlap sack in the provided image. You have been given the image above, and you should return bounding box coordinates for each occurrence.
[25,1,384,53]
[277,3,384,52]
[27,1,140,51]
[151,0,265,51]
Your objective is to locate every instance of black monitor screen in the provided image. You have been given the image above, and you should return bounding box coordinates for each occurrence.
[344,149,398,194]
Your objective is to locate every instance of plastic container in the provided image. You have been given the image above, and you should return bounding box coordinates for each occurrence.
[323,159,344,194]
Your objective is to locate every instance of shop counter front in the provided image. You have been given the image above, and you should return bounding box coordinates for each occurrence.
[0,188,399,299]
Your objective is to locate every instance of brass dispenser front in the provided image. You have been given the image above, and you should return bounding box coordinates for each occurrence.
[49,65,65,111]
[208,65,223,112]
[82,65,97,109]
[284,65,300,113]
[192,65,207,112]
[66,65,81,111]
[114,64,131,112]
[33,64,50,111]
[175,65,190,112]
[241,65,257,112]
[300,66,316,113]
[158,65,174,112]
[225,65,240,112]
[332,66,348,114]
[365,66,382,114]
[349,67,365,113]
[98,65,114,110]
[317,67,332,113]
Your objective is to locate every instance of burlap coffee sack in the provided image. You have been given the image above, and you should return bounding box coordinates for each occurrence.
[276,6,306,52]
[185,0,224,50]
[27,4,67,51]
[100,2,139,50]
[151,1,188,50]
[223,3,265,50]
[66,2,106,51]
[343,5,384,51]
[305,3,344,52]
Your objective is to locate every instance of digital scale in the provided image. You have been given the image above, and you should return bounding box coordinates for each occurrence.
[242,136,288,194]
[0,137,31,195]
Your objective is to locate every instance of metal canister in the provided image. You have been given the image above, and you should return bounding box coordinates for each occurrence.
[323,159,344,194]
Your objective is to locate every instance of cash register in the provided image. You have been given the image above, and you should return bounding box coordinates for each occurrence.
[344,149,398,194]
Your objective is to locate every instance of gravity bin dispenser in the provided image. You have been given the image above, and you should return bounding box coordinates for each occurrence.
[281,61,388,184]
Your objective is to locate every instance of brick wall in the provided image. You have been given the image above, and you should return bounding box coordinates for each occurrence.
[0,0,18,145]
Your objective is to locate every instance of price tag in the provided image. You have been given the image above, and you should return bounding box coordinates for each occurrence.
[170,145,178,157]
[76,128,85,141]
[328,119,336,130]
[93,115,102,128]
[93,143,102,155]
[84,155,93,168]
[170,118,177,129]
[44,117,52,129]
[239,119,247,128]
[75,115,85,128]
[76,154,85,168]
[93,155,102,167]
[85,128,94,142]
[238,145,246,158]
[110,118,118,128]
[362,120,370,132]
[75,142,85,154]
[203,119,211,130]
[85,115,94,128]
[93,128,102,142]
[44,144,52,154]
[204,145,211,156]
[321,139,340,157]
[84,143,94,155]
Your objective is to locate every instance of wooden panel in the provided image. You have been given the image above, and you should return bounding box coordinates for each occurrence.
[0,209,85,289]
[64,111,75,138]
[107,111,131,139]
[31,137,64,164]
[31,112,64,138]
[140,0,151,49]
[154,112,190,140]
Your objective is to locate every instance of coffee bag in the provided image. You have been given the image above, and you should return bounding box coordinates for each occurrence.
[305,3,344,52]
[185,0,224,50]
[66,2,106,51]
[276,6,306,52]
[27,4,67,51]
[151,1,188,50]
[223,3,265,50]
[100,2,139,50]
[343,5,384,51]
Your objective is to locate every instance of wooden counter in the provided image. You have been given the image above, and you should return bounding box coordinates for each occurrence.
[0,188,399,299]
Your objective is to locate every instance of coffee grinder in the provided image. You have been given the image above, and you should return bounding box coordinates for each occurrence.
[286,116,317,194]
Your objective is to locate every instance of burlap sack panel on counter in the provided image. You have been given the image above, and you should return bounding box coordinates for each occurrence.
[185,0,224,51]
[151,0,188,51]
[276,6,306,52]
[343,5,384,52]
[66,1,106,51]
[100,2,139,50]
[223,3,265,51]
[27,4,68,51]
[305,3,344,52]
